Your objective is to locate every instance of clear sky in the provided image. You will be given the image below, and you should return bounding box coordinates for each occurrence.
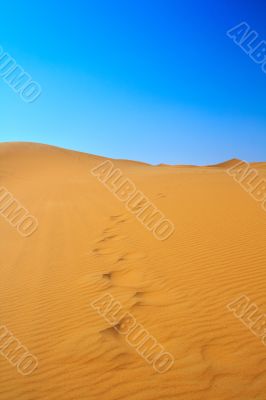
[0,0,265,165]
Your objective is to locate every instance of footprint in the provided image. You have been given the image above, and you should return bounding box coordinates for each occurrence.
[133,291,171,306]
[102,272,112,280]
[133,291,145,298]
[116,252,146,263]
[109,215,123,221]
[110,268,144,288]
[92,247,118,256]
[114,219,127,225]
[110,214,128,222]
[96,234,127,244]
[156,193,166,199]
[100,326,121,340]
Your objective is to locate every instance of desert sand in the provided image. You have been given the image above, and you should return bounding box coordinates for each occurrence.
[0,142,266,400]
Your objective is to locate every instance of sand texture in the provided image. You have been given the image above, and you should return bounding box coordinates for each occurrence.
[0,142,266,400]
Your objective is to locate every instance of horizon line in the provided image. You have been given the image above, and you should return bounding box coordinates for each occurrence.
[0,140,264,168]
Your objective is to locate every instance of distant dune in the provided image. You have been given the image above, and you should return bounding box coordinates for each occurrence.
[0,142,266,400]
[208,158,266,169]
[207,158,242,168]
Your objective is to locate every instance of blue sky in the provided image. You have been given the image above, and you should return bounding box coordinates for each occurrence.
[0,0,265,165]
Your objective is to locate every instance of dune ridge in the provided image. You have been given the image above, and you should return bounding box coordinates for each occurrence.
[0,142,266,400]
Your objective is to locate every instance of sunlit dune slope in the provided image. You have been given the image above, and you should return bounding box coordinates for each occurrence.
[0,142,266,400]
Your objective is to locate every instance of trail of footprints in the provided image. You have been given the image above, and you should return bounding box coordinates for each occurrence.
[91,213,173,311]
[90,214,150,341]
[92,214,146,291]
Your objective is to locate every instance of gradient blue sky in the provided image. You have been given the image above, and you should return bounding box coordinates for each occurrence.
[0,0,265,165]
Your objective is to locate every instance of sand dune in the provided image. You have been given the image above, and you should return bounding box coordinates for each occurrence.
[0,142,266,399]
[207,158,242,168]
[208,158,266,170]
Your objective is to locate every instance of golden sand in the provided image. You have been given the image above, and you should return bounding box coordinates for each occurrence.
[0,142,266,399]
